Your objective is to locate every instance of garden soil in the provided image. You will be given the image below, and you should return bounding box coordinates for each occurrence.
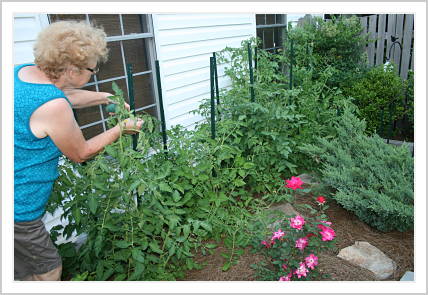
[182,195,414,281]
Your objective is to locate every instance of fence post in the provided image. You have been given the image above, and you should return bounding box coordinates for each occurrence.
[126,64,137,150]
[210,57,216,139]
[247,43,255,102]
[155,60,168,152]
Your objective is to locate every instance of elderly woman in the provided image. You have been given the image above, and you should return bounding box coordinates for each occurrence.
[14,21,143,281]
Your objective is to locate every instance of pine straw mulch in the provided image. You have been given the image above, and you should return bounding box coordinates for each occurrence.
[182,194,414,281]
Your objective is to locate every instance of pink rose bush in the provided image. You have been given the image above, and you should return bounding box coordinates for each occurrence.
[252,177,336,281]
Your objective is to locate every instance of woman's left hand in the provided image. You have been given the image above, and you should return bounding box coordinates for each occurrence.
[104,92,131,115]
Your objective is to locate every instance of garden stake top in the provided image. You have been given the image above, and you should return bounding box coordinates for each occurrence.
[126,63,137,151]
[155,60,168,152]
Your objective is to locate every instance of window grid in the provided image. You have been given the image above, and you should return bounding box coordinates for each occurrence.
[48,14,158,137]
[256,14,287,52]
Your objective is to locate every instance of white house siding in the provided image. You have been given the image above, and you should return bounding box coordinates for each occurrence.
[152,13,257,129]
[13,13,49,65]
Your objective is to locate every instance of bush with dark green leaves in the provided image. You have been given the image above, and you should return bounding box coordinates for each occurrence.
[300,107,414,232]
[345,63,408,138]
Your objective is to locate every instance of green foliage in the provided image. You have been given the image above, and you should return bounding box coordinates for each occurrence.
[207,39,355,184]
[300,108,414,232]
[48,81,271,280]
[345,63,407,137]
[46,35,414,282]
[287,15,370,89]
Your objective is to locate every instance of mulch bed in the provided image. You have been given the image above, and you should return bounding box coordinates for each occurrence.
[182,194,414,281]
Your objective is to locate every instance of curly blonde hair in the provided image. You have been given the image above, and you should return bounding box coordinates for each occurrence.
[34,21,109,81]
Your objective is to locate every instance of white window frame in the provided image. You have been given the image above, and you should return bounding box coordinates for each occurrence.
[47,14,160,134]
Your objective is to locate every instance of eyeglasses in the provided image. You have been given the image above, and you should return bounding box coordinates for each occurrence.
[85,66,99,74]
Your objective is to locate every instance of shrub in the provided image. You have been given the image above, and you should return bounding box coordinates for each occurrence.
[300,107,414,232]
[210,39,356,187]
[287,15,370,89]
[345,63,407,138]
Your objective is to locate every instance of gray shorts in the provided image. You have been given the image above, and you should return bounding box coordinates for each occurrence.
[14,217,62,280]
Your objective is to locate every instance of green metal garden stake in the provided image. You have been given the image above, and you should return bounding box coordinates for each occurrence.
[210,57,216,139]
[254,46,257,76]
[247,43,255,102]
[155,60,168,152]
[126,64,137,151]
[213,52,220,105]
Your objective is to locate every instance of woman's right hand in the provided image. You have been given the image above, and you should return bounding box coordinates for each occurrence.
[120,118,144,134]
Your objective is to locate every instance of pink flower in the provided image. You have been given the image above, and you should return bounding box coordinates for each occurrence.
[271,229,285,241]
[290,215,305,230]
[295,237,309,251]
[320,227,336,241]
[316,196,326,205]
[304,254,319,270]
[294,262,309,279]
[261,240,270,248]
[282,264,288,271]
[285,176,304,190]
[279,272,293,281]
[317,220,332,231]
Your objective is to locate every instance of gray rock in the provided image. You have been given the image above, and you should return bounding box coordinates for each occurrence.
[266,203,302,231]
[400,271,414,281]
[268,202,301,217]
[337,241,397,280]
[297,173,318,185]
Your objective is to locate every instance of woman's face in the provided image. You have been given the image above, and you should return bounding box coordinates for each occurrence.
[66,59,97,88]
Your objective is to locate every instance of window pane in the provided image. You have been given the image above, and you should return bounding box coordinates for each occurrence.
[263,28,274,49]
[123,38,150,73]
[138,105,157,118]
[274,27,282,48]
[81,123,104,140]
[49,14,86,23]
[89,14,121,36]
[97,41,124,81]
[122,14,149,34]
[73,85,102,126]
[266,14,276,25]
[256,14,265,25]
[75,106,102,127]
[257,30,263,45]
[276,14,284,24]
[98,79,129,103]
[133,74,155,110]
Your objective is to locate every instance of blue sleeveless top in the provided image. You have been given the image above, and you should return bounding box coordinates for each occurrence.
[14,63,71,222]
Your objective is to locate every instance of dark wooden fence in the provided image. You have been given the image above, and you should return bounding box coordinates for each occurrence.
[360,14,414,80]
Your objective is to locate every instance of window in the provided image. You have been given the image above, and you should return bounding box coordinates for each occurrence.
[255,14,287,52]
[48,14,158,139]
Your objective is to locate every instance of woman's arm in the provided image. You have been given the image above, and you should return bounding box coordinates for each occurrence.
[62,88,112,109]
[37,98,142,162]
